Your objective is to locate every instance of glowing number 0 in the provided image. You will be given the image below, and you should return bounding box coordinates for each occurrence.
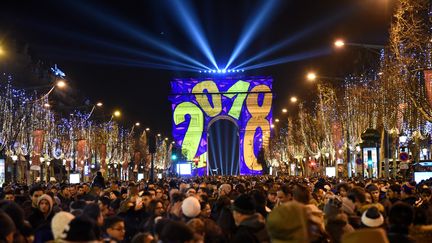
[243,85,272,171]
[192,81,221,117]
[173,102,203,161]
[224,80,250,119]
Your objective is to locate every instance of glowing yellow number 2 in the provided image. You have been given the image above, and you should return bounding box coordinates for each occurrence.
[173,102,203,161]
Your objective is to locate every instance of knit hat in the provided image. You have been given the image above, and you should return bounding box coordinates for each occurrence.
[65,216,98,242]
[231,194,256,215]
[51,211,75,240]
[37,194,54,215]
[181,196,201,218]
[0,211,15,241]
[342,228,389,243]
[267,201,309,243]
[361,206,384,228]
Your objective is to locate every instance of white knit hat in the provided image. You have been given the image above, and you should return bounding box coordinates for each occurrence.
[51,211,75,239]
[181,196,201,218]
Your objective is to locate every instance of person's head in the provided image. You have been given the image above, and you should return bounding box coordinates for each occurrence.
[83,184,90,193]
[388,202,414,227]
[337,183,350,198]
[77,185,85,195]
[366,184,380,203]
[293,184,310,204]
[232,194,256,226]
[155,188,164,199]
[401,182,416,198]
[29,185,44,207]
[64,216,98,242]
[199,201,211,218]
[267,190,277,203]
[60,185,71,198]
[51,212,74,240]
[361,206,384,228]
[98,196,111,215]
[160,220,194,243]
[104,216,125,241]
[37,194,53,216]
[420,188,432,203]
[0,211,15,243]
[109,190,120,200]
[387,184,401,199]
[347,187,366,209]
[218,184,232,197]
[276,184,292,204]
[148,199,165,217]
[83,203,104,226]
[96,171,102,177]
[131,232,154,243]
[181,196,201,219]
[3,191,14,201]
[185,187,196,197]
[267,201,309,242]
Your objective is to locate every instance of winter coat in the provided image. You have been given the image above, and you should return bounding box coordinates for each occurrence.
[230,213,270,243]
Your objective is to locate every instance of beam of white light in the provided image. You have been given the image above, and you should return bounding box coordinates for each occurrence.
[242,47,331,70]
[66,1,208,70]
[224,0,280,70]
[38,46,200,72]
[171,0,218,69]
[16,17,207,70]
[233,9,351,70]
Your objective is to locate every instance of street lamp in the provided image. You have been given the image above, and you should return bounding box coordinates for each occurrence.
[282,108,288,113]
[306,72,317,82]
[145,128,150,131]
[275,118,280,123]
[333,38,384,54]
[0,46,4,56]
[109,110,121,122]
[290,96,298,103]
[85,102,103,121]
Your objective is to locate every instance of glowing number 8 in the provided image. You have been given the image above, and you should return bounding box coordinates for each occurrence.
[243,85,272,171]
[173,102,204,161]
[192,81,222,117]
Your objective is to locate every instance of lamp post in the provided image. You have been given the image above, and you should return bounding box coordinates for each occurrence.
[333,39,384,55]
[11,155,18,182]
[39,157,45,183]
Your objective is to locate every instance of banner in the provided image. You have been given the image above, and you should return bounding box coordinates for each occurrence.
[31,130,45,168]
[77,139,87,170]
[424,70,432,106]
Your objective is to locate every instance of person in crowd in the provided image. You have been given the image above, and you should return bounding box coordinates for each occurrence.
[57,185,72,211]
[386,202,415,243]
[230,194,270,243]
[360,206,384,229]
[103,216,126,242]
[50,211,74,242]
[401,182,417,206]
[3,191,15,202]
[276,184,293,205]
[0,211,15,243]
[92,171,106,189]
[0,200,33,243]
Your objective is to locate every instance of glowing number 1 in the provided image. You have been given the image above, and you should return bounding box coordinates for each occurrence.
[224,80,250,119]
[173,102,203,160]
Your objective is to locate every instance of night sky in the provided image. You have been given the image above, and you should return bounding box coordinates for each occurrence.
[0,0,395,137]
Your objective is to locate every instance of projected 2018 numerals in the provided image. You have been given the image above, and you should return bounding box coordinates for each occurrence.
[173,102,203,161]
[244,85,272,171]
[173,79,272,173]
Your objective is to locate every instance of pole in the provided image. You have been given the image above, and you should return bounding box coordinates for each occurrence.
[150,153,154,183]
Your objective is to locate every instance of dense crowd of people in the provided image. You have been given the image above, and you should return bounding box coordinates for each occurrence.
[0,171,432,243]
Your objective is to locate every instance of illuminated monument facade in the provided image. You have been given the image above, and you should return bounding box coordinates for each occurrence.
[170,76,273,175]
